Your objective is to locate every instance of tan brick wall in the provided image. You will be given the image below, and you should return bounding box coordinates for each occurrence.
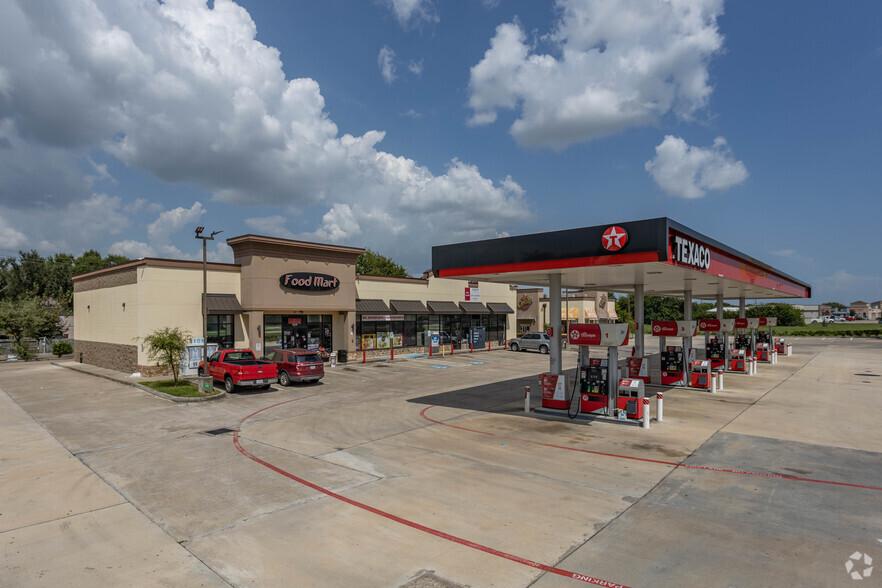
[73,340,138,373]
[74,268,137,293]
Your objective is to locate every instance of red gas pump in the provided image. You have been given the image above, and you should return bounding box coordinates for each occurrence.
[660,346,685,385]
[652,321,697,387]
[565,322,630,419]
[690,360,713,389]
[729,349,748,372]
[617,378,645,418]
[579,358,608,414]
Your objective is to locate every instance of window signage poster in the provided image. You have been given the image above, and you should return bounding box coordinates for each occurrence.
[362,334,376,350]
[464,287,481,301]
[288,318,301,325]
[392,333,403,347]
[362,314,404,321]
[377,332,391,349]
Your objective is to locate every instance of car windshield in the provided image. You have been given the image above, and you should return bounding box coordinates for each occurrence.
[295,354,322,363]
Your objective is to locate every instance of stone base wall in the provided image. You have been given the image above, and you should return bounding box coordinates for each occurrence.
[138,364,175,377]
[73,340,138,373]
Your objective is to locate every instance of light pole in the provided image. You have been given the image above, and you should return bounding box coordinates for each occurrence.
[195,227,222,370]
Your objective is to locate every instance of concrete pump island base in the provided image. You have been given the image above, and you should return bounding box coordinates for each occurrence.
[2,336,881,587]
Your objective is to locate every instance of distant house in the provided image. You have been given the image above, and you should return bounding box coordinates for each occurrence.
[849,301,870,319]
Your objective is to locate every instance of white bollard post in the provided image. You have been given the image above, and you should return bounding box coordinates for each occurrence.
[656,392,663,421]
[524,385,531,413]
[711,372,717,394]
[642,397,650,429]
[717,371,724,390]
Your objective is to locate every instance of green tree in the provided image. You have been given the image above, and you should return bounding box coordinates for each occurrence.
[52,340,74,358]
[745,302,805,326]
[356,249,410,278]
[822,301,846,310]
[0,298,62,360]
[139,327,191,385]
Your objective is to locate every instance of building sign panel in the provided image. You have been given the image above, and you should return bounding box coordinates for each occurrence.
[464,287,481,301]
[279,272,340,291]
[670,235,711,270]
[361,314,405,321]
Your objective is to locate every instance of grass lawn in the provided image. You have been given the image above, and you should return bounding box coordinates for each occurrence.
[141,379,221,397]
[773,323,882,337]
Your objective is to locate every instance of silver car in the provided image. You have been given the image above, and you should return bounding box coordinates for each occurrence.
[509,332,551,354]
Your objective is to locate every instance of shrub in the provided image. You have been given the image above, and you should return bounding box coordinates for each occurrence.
[52,340,74,357]
[139,327,191,385]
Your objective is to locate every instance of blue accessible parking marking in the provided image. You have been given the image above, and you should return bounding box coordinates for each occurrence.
[429,365,450,369]
[468,361,486,365]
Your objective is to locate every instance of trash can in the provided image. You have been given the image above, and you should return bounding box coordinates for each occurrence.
[337,349,348,363]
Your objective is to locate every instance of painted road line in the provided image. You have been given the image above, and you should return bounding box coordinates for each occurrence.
[233,396,629,587]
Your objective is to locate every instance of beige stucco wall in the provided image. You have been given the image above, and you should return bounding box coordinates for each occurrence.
[135,265,242,364]
[355,275,518,335]
[238,255,357,314]
[74,281,140,346]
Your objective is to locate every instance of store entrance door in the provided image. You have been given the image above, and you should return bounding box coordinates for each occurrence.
[282,315,309,349]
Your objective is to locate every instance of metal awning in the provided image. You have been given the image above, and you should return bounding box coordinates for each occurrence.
[356,299,391,313]
[487,302,514,314]
[427,300,461,314]
[460,301,490,314]
[389,299,430,313]
[584,306,598,320]
[204,294,245,314]
[432,217,811,300]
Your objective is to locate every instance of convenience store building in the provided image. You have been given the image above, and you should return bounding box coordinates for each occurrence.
[73,234,516,374]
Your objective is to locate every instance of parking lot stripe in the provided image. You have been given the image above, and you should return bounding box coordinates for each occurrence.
[232,395,630,587]
[419,406,882,492]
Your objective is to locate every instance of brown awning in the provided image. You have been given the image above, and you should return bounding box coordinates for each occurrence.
[356,299,391,313]
[460,301,490,314]
[487,302,515,314]
[204,293,245,314]
[389,299,430,313]
[427,300,461,314]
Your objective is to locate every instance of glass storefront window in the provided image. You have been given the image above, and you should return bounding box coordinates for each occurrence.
[207,314,234,349]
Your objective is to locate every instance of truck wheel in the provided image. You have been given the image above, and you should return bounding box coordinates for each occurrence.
[510,342,520,351]
[539,345,549,354]
[224,376,236,393]
[278,370,290,386]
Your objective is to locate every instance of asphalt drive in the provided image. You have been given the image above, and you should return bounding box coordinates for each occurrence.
[1,337,881,587]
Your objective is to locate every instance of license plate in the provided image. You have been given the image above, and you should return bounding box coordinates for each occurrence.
[254,379,265,384]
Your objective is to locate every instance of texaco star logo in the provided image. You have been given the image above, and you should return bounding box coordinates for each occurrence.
[601,226,628,251]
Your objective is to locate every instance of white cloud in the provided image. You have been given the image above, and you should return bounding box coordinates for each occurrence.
[400,109,422,118]
[771,249,814,265]
[0,0,528,272]
[244,215,296,239]
[812,270,882,305]
[645,135,748,199]
[378,46,397,84]
[381,0,439,29]
[407,59,424,76]
[467,0,725,149]
[146,202,206,242]
[0,213,27,249]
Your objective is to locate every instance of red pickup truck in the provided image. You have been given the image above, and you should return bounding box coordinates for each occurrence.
[198,349,278,393]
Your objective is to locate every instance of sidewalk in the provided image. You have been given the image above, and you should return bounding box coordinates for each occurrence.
[0,365,228,587]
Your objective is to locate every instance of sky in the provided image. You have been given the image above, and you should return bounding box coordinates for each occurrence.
[0,0,880,305]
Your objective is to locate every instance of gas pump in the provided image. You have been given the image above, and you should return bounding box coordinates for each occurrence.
[565,322,630,419]
[697,318,734,371]
[660,345,685,385]
[574,355,608,415]
[651,321,697,386]
[757,317,778,363]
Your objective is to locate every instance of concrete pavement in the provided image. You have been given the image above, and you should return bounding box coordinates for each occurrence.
[1,339,880,587]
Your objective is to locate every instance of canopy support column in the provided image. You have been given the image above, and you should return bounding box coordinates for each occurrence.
[635,284,645,358]
[549,274,562,376]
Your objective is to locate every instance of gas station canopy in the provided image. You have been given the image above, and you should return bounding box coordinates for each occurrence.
[432,217,810,300]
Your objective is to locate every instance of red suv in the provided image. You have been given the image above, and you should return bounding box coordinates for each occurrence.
[263,349,324,385]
